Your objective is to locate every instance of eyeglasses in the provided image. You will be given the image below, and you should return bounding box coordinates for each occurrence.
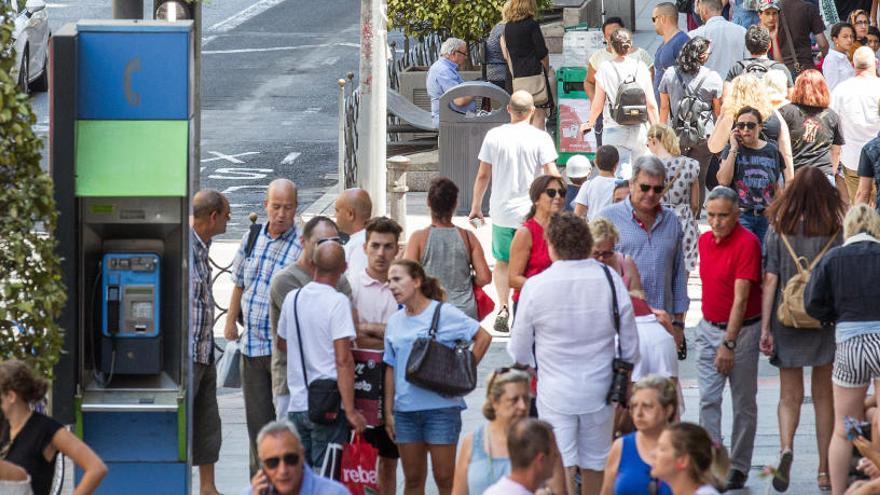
[544,188,566,199]
[734,122,759,130]
[262,452,300,470]
[856,20,870,25]
[455,50,468,57]
[593,250,615,259]
[316,236,342,245]
[638,184,664,194]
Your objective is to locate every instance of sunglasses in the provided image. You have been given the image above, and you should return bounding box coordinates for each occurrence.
[262,452,300,470]
[316,236,341,245]
[544,188,566,199]
[455,50,468,57]
[593,250,615,259]
[638,184,664,194]
[734,122,758,130]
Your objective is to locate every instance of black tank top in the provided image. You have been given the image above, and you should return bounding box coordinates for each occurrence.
[3,413,63,495]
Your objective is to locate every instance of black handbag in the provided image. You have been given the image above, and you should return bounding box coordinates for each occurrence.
[601,264,634,406]
[405,302,478,397]
[292,289,342,425]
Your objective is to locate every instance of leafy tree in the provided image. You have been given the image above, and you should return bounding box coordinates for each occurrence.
[0,1,66,379]
[387,0,554,44]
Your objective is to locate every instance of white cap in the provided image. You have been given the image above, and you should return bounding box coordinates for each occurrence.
[565,154,592,179]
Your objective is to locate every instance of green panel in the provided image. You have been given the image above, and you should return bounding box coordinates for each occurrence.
[76,120,189,197]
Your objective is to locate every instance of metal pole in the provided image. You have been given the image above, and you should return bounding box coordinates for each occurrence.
[357,0,388,215]
[112,0,143,19]
[338,78,347,192]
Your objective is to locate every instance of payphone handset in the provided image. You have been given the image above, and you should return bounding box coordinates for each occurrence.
[101,253,161,338]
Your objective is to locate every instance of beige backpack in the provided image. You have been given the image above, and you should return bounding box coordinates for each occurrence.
[776,232,838,329]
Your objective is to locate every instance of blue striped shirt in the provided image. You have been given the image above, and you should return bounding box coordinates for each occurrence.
[233,224,302,357]
[598,197,690,315]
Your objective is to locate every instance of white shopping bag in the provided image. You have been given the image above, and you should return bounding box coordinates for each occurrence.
[216,341,241,388]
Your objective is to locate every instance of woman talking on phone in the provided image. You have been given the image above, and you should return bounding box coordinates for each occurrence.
[715,106,784,246]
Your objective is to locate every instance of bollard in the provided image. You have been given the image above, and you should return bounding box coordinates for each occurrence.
[337,78,347,192]
[386,155,410,234]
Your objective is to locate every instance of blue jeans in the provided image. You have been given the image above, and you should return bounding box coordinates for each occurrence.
[393,407,462,445]
[731,6,759,29]
[739,211,768,247]
[289,410,350,469]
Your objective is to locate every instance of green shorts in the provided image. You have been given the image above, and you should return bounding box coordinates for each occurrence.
[491,225,517,262]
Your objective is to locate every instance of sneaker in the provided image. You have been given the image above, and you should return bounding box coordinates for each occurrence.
[772,449,793,492]
[723,469,748,492]
[494,305,510,333]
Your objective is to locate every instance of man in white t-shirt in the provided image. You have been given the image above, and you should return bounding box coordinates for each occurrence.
[574,145,620,219]
[469,90,559,331]
[484,419,560,495]
[830,46,880,202]
[276,241,366,469]
[334,188,372,280]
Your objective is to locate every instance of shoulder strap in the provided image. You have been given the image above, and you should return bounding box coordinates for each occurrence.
[662,162,685,196]
[457,227,474,266]
[691,73,708,97]
[428,302,443,340]
[292,289,309,386]
[244,222,262,258]
[778,11,802,71]
[600,263,623,359]
[779,233,809,275]
[808,230,840,270]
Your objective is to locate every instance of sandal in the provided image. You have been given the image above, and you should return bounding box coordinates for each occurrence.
[772,449,793,492]
[817,472,831,491]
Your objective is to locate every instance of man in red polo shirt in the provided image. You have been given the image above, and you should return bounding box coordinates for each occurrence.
[697,186,762,491]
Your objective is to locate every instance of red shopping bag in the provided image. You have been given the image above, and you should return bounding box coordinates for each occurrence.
[340,433,379,495]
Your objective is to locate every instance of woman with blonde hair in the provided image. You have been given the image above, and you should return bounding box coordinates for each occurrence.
[501,0,552,129]
[650,423,730,495]
[646,124,701,275]
[601,375,678,495]
[707,73,794,187]
[451,368,566,494]
[588,217,643,292]
[806,204,880,495]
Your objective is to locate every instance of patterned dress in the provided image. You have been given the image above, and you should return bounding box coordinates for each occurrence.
[661,155,701,273]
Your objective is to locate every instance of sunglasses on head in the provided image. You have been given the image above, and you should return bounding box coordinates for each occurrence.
[734,122,758,130]
[638,184,664,194]
[544,188,567,199]
[262,452,300,470]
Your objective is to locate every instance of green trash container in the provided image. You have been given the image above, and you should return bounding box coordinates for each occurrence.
[555,66,597,168]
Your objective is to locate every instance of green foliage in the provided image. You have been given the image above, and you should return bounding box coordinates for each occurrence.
[0,1,66,379]
[387,0,554,44]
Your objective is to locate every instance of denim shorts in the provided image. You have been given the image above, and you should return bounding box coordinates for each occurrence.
[393,407,462,445]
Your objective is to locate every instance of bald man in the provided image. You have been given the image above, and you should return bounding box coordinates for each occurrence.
[276,240,367,469]
[225,178,304,477]
[334,188,372,279]
[190,189,230,495]
[469,90,559,332]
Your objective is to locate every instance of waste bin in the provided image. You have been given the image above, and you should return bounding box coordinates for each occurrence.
[439,81,511,216]
[556,66,597,168]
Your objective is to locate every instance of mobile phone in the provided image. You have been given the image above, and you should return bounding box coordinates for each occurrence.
[260,469,280,495]
[845,416,870,441]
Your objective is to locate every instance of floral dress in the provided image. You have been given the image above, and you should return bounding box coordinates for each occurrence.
[661,155,700,273]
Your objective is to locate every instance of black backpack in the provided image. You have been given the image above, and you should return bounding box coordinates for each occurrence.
[739,58,773,79]
[611,62,648,126]
[673,71,711,150]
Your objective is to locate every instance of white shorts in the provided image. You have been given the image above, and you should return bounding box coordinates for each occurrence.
[537,401,613,469]
[632,316,679,381]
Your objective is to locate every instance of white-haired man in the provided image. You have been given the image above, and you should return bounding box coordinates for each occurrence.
[831,46,880,202]
[427,37,477,126]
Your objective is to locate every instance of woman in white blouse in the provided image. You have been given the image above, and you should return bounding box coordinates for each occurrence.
[508,212,639,495]
[823,23,856,92]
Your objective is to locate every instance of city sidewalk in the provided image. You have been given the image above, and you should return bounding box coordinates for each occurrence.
[197,190,827,495]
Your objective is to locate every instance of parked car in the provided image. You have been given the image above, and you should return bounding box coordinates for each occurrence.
[6,0,49,94]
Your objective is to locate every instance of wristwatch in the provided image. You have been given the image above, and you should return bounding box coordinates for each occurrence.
[723,339,737,350]
[672,320,685,329]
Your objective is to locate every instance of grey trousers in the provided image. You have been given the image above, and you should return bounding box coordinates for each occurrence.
[696,318,760,473]
[241,354,275,477]
[192,362,222,466]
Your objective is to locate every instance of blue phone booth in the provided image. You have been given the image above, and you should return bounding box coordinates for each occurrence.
[51,19,196,494]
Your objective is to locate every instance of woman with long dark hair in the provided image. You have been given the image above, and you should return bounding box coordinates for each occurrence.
[383,260,492,495]
[778,70,844,185]
[659,36,722,206]
[509,175,566,314]
[760,167,844,492]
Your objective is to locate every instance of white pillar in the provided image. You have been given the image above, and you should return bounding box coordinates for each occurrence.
[356,0,388,215]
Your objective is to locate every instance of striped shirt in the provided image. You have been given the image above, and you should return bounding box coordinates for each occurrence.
[191,230,215,365]
[598,197,690,315]
[233,224,302,357]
